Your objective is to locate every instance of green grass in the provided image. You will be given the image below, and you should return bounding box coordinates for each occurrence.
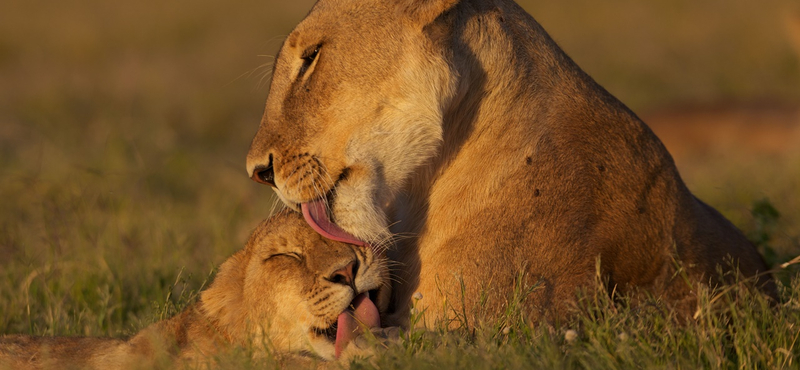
[1,0,799,368]
[356,271,800,370]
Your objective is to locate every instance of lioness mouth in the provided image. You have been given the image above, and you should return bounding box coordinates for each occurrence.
[313,291,381,358]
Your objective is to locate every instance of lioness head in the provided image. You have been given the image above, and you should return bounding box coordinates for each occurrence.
[246,0,462,245]
[200,210,390,360]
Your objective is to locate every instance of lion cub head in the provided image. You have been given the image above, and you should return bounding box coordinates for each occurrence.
[200,210,390,360]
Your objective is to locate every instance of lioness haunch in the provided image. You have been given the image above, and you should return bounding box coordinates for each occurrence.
[0,211,389,369]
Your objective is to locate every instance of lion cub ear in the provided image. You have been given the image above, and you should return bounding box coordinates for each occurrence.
[398,0,461,26]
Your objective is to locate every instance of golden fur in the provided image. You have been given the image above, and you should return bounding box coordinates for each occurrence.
[246,0,775,327]
[0,211,389,369]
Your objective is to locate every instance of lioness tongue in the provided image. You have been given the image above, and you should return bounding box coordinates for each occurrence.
[301,201,380,357]
[301,200,367,247]
[334,293,380,358]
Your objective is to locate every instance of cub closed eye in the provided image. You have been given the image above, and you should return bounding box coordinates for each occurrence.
[263,252,303,263]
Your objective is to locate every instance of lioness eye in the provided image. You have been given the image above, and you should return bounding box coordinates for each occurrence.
[301,45,320,63]
[298,44,321,77]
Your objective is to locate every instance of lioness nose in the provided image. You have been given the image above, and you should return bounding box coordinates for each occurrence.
[250,154,275,187]
[329,261,357,287]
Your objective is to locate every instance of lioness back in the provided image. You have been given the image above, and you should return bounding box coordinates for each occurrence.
[0,211,389,369]
[245,0,775,327]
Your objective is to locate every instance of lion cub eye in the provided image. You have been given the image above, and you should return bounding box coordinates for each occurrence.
[263,252,303,263]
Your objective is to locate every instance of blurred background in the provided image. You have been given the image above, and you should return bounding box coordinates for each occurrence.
[0,0,797,337]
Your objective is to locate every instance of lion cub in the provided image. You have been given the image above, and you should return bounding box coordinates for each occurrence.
[0,210,389,369]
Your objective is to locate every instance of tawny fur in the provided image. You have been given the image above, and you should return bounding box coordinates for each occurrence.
[246,0,776,328]
[0,211,389,369]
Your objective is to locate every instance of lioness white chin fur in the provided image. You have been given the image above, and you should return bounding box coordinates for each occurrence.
[0,211,389,369]
[246,0,776,327]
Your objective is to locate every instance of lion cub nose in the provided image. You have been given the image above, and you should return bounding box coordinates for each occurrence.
[250,154,275,187]
[328,261,357,288]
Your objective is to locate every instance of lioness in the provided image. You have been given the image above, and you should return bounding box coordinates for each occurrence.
[0,211,389,369]
[245,0,775,327]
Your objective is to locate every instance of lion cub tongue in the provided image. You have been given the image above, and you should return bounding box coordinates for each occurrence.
[301,200,367,247]
[334,293,380,358]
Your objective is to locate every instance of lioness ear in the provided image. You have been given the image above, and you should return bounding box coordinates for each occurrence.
[399,0,461,26]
